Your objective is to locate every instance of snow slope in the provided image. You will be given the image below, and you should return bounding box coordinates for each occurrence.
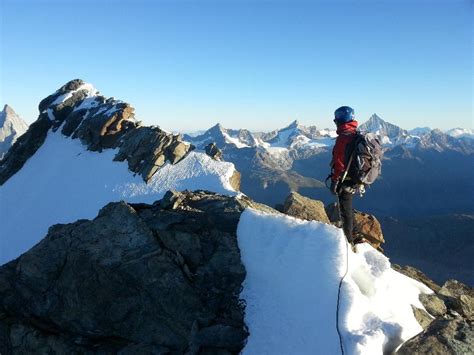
[237,209,432,355]
[0,131,237,265]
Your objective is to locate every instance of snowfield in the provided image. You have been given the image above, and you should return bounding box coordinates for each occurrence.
[237,209,432,355]
[0,131,237,264]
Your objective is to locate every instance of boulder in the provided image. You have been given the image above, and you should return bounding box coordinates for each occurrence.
[325,202,385,250]
[411,306,434,330]
[439,280,474,320]
[419,294,447,317]
[282,192,330,224]
[0,191,255,354]
[205,142,223,161]
[397,317,473,355]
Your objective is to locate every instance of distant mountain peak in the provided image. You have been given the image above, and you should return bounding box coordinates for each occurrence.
[360,114,406,138]
[0,104,29,159]
[210,123,226,131]
[2,104,16,115]
[445,127,474,139]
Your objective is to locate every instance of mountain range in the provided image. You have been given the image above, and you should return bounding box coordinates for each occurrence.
[184,115,474,286]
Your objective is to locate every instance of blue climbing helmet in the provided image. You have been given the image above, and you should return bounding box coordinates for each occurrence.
[334,106,355,123]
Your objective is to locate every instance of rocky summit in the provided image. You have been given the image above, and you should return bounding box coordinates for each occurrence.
[0,79,193,185]
[0,191,273,354]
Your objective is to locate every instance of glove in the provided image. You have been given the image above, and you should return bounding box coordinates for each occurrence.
[329,180,339,195]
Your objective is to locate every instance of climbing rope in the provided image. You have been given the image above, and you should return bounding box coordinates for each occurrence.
[335,194,349,355]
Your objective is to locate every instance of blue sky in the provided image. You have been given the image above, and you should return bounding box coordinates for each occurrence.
[0,0,472,132]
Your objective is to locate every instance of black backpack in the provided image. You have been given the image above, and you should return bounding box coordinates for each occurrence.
[346,132,383,185]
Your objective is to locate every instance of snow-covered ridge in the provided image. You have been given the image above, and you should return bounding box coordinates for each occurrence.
[0,129,238,266]
[0,80,240,264]
[1,79,200,185]
[238,208,432,354]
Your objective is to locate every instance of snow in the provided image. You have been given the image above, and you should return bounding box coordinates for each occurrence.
[238,209,344,354]
[445,127,474,139]
[0,131,237,265]
[237,209,432,355]
[222,131,250,148]
[50,83,99,107]
[72,96,101,112]
[269,128,294,148]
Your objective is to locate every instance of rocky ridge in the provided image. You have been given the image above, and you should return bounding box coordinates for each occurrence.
[0,79,194,185]
[391,267,474,354]
[1,187,472,353]
[0,191,276,354]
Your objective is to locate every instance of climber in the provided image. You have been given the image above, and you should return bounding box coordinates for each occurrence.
[328,106,359,244]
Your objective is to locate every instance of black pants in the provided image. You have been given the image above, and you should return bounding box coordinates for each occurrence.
[338,186,354,243]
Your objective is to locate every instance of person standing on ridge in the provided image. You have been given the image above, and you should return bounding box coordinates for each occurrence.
[329,106,359,244]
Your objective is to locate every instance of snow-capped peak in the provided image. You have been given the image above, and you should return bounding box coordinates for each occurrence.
[360,114,407,138]
[283,119,300,130]
[0,104,28,132]
[445,127,474,139]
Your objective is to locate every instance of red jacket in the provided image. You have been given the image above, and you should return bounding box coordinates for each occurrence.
[331,120,358,182]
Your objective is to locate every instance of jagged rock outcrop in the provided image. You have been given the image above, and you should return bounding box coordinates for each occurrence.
[0,105,28,160]
[0,191,275,354]
[325,202,385,250]
[0,79,193,185]
[392,266,474,354]
[205,142,223,161]
[281,192,330,224]
[397,317,473,354]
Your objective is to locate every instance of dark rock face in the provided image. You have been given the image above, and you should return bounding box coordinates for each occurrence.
[113,126,192,181]
[0,79,194,185]
[0,191,258,354]
[0,115,52,185]
[205,142,223,161]
[282,192,330,224]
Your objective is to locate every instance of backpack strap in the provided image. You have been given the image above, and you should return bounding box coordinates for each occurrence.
[340,149,355,183]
